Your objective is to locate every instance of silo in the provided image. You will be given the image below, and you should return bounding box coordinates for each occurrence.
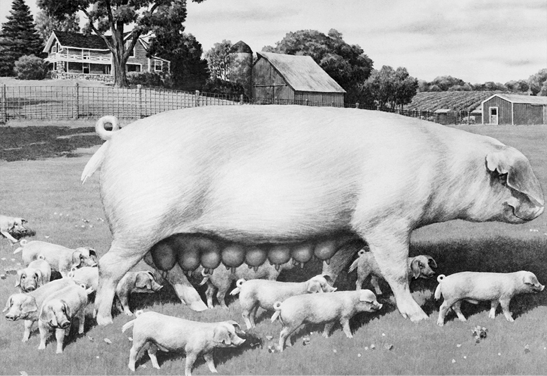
[229,41,253,101]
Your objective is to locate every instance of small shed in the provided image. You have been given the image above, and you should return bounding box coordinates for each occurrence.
[253,51,346,107]
[481,94,547,125]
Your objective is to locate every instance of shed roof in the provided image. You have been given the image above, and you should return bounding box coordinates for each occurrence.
[482,93,547,106]
[256,51,346,93]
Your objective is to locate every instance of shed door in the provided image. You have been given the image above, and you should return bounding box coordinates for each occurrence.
[489,107,498,125]
[543,105,547,124]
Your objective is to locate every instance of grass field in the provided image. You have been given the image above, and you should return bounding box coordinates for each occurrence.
[0,120,547,375]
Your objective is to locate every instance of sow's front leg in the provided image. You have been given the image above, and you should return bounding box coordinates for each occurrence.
[143,252,208,311]
[363,224,428,322]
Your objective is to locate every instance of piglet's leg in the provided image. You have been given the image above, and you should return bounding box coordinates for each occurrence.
[340,318,353,338]
[204,352,217,373]
[365,227,428,322]
[323,322,335,338]
[22,320,33,342]
[148,344,161,370]
[37,322,48,350]
[163,263,208,312]
[489,300,499,319]
[452,301,467,322]
[184,352,198,376]
[500,299,514,322]
[55,328,65,354]
[96,241,147,326]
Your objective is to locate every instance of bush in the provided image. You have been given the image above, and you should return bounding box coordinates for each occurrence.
[202,77,245,97]
[14,55,48,80]
[127,72,163,87]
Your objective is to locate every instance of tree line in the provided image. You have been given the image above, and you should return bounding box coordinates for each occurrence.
[0,0,546,107]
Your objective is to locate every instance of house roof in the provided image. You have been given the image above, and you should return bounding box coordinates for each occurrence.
[482,93,547,106]
[256,51,346,93]
[43,30,139,52]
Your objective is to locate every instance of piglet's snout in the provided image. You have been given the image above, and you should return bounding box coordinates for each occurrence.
[371,302,383,311]
[59,320,71,329]
[5,313,17,321]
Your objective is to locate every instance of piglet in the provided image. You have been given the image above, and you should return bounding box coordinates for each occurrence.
[230,274,336,329]
[435,271,544,326]
[16,258,52,293]
[271,289,382,351]
[38,283,93,353]
[122,311,246,376]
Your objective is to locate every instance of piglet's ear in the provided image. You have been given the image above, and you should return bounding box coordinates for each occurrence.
[522,273,538,286]
[410,259,421,279]
[135,273,147,289]
[213,326,231,345]
[3,296,13,312]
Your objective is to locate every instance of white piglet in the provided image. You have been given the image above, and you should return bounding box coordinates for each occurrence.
[122,311,246,376]
[38,283,93,353]
[231,274,336,329]
[435,271,544,326]
[271,289,382,351]
[16,258,52,292]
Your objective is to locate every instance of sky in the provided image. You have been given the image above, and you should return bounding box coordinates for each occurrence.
[1,0,546,84]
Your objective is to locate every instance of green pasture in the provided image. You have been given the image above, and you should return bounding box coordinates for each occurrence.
[0,120,546,375]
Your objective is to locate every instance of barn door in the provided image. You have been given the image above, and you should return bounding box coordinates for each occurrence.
[489,107,498,125]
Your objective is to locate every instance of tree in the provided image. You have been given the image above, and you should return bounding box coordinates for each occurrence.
[0,0,44,76]
[37,0,205,87]
[35,10,80,43]
[204,40,234,81]
[504,79,529,93]
[263,29,373,104]
[528,68,547,96]
[148,32,209,91]
[363,65,418,110]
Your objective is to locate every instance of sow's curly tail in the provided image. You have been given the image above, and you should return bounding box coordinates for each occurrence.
[434,274,446,300]
[81,116,119,184]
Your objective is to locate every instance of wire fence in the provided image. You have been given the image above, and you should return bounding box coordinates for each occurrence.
[0,83,479,125]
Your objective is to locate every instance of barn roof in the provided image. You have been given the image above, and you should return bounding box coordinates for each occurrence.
[482,93,547,105]
[256,51,346,93]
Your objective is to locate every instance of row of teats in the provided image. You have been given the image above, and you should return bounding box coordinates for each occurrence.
[149,233,357,274]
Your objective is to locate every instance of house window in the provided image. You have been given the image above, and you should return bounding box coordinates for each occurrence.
[83,63,90,74]
[127,64,141,72]
[154,60,162,72]
[52,43,57,53]
[83,49,90,60]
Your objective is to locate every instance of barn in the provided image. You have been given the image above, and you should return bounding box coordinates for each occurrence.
[481,94,547,125]
[252,51,346,107]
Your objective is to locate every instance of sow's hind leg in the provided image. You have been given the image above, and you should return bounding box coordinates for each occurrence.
[96,239,150,326]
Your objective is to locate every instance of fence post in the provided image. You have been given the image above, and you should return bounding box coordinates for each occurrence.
[137,84,142,118]
[240,94,244,105]
[73,83,79,119]
[355,103,359,109]
[194,90,200,107]
[1,84,6,124]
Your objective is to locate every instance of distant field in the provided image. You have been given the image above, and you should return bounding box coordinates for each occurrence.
[0,121,546,375]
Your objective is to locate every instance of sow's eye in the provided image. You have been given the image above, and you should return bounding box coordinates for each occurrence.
[498,173,508,185]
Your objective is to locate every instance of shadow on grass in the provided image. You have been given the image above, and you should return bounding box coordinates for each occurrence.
[0,126,102,161]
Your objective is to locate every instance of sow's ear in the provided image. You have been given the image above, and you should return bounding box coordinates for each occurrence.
[486,147,544,206]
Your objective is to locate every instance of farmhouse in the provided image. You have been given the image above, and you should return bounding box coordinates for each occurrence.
[43,31,170,82]
[252,51,346,107]
[481,93,547,125]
